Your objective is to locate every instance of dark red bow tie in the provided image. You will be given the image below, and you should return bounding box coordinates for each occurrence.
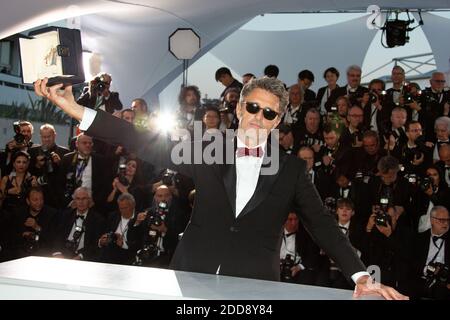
[236,146,264,158]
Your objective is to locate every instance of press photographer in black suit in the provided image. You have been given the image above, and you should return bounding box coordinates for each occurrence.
[412,206,450,299]
[35,76,408,299]
[8,186,56,259]
[28,124,70,208]
[77,72,122,114]
[99,193,140,265]
[52,187,105,261]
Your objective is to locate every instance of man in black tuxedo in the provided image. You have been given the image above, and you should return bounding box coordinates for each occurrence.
[436,144,450,188]
[280,212,321,285]
[316,198,363,289]
[6,187,56,259]
[325,65,369,111]
[215,67,243,99]
[297,70,316,102]
[59,133,110,213]
[28,123,70,208]
[412,206,450,299]
[35,77,407,299]
[52,187,105,261]
[77,72,122,114]
[99,193,140,265]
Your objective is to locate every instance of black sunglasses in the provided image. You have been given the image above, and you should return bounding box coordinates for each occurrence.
[244,101,279,120]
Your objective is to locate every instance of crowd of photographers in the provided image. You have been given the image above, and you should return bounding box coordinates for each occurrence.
[0,65,449,299]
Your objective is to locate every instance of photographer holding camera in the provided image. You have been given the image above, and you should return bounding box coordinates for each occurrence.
[99,193,139,265]
[130,185,189,267]
[340,105,365,149]
[418,72,450,141]
[400,121,433,176]
[106,158,145,212]
[218,87,240,131]
[1,121,34,176]
[415,165,450,233]
[52,187,105,261]
[412,206,449,299]
[28,124,69,208]
[7,186,56,259]
[77,72,123,114]
[280,212,320,285]
[362,79,388,133]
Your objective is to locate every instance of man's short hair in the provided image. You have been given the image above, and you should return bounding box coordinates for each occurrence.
[19,121,34,133]
[264,65,279,78]
[323,123,337,135]
[215,67,232,81]
[435,116,450,131]
[72,187,92,199]
[121,108,135,117]
[26,186,44,199]
[363,130,379,143]
[243,72,256,79]
[117,192,136,205]
[132,98,148,112]
[406,120,421,132]
[40,123,55,133]
[392,65,405,74]
[391,106,407,115]
[346,65,362,74]
[298,69,315,82]
[323,67,340,80]
[240,77,289,114]
[369,79,385,90]
[336,198,354,210]
[377,156,400,174]
[430,206,449,217]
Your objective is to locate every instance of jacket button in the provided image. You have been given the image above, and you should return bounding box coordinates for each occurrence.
[230,226,239,233]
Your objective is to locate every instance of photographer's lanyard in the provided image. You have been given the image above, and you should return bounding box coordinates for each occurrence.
[75,157,89,183]
[283,234,298,263]
[71,218,86,251]
[428,237,444,265]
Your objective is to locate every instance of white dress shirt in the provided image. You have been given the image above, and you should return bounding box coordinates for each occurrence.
[369,104,379,132]
[280,229,303,268]
[79,109,370,283]
[68,210,89,252]
[115,213,134,249]
[425,233,446,271]
[78,156,92,191]
[235,138,265,217]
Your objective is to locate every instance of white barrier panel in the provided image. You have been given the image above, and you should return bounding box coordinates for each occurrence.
[0,256,379,300]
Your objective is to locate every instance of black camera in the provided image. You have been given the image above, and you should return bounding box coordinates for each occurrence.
[24,231,40,253]
[13,121,26,145]
[375,197,392,227]
[92,76,109,95]
[404,173,418,185]
[418,176,434,192]
[117,164,129,187]
[280,254,295,282]
[65,224,84,253]
[424,262,449,289]
[148,202,169,227]
[161,169,176,187]
[64,172,79,201]
[104,231,118,247]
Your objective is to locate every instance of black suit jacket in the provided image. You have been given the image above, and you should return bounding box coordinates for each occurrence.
[84,110,366,281]
[59,152,110,212]
[325,86,369,111]
[53,208,105,261]
[316,86,339,108]
[99,211,140,265]
[77,87,123,114]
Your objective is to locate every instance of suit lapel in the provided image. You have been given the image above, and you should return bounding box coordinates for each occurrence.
[237,143,287,219]
[220,137,237,218]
